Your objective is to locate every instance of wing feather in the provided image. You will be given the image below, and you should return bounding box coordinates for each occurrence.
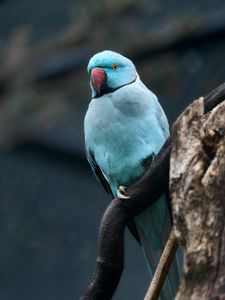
[86,148,142,245]
[86,148,113,196]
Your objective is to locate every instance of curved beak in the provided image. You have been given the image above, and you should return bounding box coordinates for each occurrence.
[91,67,107,94]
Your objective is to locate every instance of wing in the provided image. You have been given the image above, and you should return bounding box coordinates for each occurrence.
[86,147,142,245]
[86,148,113,196]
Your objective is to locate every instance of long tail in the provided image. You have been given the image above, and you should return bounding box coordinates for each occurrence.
[134,195,183,300]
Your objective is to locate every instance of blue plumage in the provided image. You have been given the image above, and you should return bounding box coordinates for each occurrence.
[84,50,181,299]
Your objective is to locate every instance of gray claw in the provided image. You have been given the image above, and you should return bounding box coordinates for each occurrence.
[117,186,130,199]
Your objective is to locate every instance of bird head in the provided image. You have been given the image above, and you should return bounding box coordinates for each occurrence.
[87,50,137,98]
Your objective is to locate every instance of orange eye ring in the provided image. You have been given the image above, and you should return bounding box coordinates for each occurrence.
[112,64,119,71]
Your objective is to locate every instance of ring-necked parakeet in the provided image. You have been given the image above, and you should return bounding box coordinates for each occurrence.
[84,50,182,299]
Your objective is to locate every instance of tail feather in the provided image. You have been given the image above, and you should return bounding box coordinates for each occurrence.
[135,195,183,300]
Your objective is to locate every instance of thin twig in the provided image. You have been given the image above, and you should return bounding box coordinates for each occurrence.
[144,229,178,300]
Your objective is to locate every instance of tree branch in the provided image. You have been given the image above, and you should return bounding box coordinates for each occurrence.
[144,229,178,300]
[80,82,225,300]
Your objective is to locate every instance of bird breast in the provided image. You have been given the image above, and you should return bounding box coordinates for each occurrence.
[85,82,168,187]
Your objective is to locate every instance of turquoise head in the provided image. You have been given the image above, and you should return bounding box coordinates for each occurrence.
[87,50,137,98]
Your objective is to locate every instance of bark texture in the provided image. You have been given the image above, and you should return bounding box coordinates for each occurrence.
[170,98,225,299]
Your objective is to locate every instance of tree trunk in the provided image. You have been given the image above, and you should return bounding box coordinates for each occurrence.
[170,97,225,299]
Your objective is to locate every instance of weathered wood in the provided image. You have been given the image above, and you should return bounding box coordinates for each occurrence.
[170,97,225,299]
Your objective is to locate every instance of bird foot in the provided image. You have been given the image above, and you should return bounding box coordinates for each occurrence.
[117,186,130,199]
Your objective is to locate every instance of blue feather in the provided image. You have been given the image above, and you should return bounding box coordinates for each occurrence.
[84,50,182,299]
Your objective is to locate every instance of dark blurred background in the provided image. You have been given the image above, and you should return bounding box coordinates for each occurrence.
[0,1,225,299]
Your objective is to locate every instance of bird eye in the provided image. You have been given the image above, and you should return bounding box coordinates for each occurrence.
[112,64,119,71]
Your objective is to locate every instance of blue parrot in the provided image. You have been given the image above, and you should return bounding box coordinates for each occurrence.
[84,50,181,299]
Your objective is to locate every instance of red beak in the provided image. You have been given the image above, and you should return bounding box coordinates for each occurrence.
[91,67,106,93]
